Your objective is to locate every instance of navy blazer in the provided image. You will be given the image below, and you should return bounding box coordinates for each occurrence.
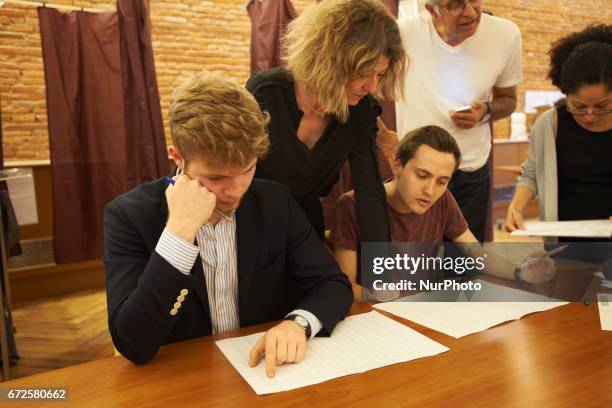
[103,176,353,364]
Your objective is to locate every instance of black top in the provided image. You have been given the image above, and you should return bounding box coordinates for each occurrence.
[246,67,390,243]
[556,105,612,241]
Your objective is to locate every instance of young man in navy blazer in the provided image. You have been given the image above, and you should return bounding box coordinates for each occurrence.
[103,73,352,377]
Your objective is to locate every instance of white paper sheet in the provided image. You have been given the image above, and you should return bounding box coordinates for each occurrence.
[511,220,612,238]
[374,281,568,338]
[215,311,448,395]
[597,294,612,331]
[594,272,612,289]
[5,167,38,225]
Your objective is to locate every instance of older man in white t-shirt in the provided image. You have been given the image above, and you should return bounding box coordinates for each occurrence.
[396,0,522,241]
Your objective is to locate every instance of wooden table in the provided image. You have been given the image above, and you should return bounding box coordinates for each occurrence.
[1,299,611,407]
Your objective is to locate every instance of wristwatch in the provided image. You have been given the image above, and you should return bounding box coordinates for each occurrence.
[480,101,491,123]
[514,266,526,285]
[284,314,311,339]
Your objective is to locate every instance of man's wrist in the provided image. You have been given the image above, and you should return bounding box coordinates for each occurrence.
[480,101,491,122]
[514,266,530,285]
[288,309,321,339]
[509,202,525,214]
[166,219,198,243]
[284,314,311,339]
[155,228,199,275]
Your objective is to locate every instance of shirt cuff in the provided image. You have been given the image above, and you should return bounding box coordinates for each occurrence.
[287,309,323,340]
[155,228,199,275]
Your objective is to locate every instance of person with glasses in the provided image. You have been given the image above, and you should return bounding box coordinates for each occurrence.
[506,24,611,239]
[395,0,522,241]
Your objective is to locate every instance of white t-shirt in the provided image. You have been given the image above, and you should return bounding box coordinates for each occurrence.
[395,12,523,171]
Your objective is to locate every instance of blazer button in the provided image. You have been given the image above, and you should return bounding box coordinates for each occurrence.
[180,289,189,296]
[170,308,178,316]
[174,302,181,309]
[177,295,185,302]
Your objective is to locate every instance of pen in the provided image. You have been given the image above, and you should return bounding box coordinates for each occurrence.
[518,244,568,269]
[165,177,233,223]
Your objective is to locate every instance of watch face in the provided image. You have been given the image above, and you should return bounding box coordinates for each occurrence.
[294,315,308,328]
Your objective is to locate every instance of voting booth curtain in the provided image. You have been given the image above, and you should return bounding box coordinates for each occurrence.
[38,0,167,264]
[378,0,398,132]
[247,0,298,75]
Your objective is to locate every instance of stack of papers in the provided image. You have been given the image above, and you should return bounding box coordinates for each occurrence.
[594,272,612,289]
[374,281,568,338]
[594,274,612,331]
[216,311,448,395]
[511,220,612,238]
[597,294,612,331]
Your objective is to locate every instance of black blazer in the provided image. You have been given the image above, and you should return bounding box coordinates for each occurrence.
[103,176,353,365]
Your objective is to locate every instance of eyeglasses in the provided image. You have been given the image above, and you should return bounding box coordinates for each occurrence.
[566,107,612,116]
[440,0,482,16]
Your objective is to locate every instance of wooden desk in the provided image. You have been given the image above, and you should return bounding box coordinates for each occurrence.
[1,300,611,407]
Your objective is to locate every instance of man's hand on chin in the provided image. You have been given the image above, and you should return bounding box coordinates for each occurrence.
[248,320,307,378]
[165,174,216,242]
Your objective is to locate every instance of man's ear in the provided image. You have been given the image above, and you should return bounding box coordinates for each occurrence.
[167,146,184,171]
[391,158,402,178]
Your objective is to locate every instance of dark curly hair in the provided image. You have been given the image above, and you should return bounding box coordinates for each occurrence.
[548,24,612,95]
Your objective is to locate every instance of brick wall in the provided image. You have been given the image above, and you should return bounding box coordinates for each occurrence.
[0,0,610,161]
[484,0,611,107]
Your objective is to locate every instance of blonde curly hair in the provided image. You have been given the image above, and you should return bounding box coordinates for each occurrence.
[283,0,407,122]
[169,72,270,167]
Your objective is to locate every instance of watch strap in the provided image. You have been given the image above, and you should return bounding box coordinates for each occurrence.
[284,314,312,339]
[480,101,491,123]
[514,266,527,285]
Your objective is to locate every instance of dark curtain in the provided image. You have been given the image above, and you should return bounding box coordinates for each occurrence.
[247,0,297,74]
[379,0,399,132]
[38,1,166,264]
[117,0,167,188]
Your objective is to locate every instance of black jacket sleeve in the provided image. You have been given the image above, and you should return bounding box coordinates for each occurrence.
[281,186,353,335]
[348,109,390,243]
[103,199,203,365]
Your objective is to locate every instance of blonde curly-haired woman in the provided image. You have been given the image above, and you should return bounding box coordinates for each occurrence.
[247,0,406,242]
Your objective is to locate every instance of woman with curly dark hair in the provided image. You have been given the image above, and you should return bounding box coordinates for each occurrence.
[505,24,611,239]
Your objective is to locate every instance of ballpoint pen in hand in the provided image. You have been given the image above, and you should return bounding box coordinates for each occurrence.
[518,244,568,269]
